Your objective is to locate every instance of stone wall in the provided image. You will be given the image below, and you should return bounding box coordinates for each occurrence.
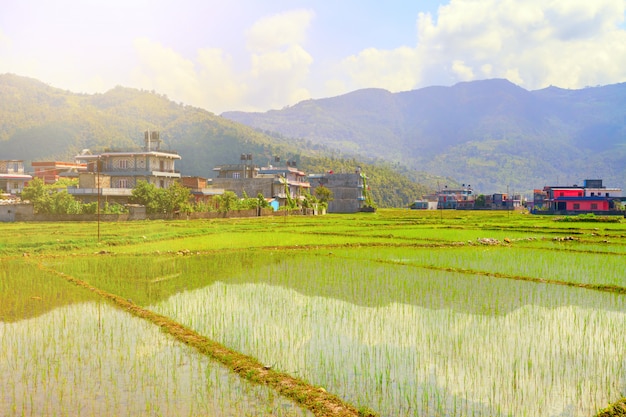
[2,205,317,222]
[0,204,33,222]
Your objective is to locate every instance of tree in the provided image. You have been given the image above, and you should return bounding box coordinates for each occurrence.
[21,178,84,214]
[130,180,192,214]
[300,190,319,209]
[164,182,192,214]
[474,194,486,208]
[314,185,334,204]
[256,193,270,209]
[216,191,239,213]
[21,178,50,213]
[130,181,164,214]
[49,191,82,214]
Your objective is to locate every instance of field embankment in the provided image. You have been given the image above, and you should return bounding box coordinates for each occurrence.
[1,209,625,416]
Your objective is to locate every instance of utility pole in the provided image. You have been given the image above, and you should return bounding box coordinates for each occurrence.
[97,156,101,242]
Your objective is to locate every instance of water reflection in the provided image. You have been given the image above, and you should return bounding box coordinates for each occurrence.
[0,301,312,417]
[149,257,626,417]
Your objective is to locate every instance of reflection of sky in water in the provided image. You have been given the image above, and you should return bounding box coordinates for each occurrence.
[153,281,626,417]
[0,302,312,417]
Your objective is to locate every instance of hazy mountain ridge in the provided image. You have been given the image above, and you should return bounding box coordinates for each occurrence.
[0,74,433,207]
[223,79,626,193]
[0,74,290,171]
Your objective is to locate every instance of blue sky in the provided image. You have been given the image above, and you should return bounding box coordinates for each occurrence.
[1,0,626,113]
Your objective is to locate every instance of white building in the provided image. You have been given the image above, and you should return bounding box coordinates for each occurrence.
[0,160,32,195]
[68,131,181,203]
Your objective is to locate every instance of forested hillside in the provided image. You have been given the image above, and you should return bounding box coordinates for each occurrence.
[224,79,626,194]
[0,74,437,207]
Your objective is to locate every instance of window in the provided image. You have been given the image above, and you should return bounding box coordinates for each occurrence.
[233,172,241,179]
[119,160,128,169]
[118,179,128,188]
[573,203,580,210]
[591,203,598,210]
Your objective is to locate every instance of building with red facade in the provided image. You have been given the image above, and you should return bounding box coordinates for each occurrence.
[534,179,623,214]
[31,161,86,184]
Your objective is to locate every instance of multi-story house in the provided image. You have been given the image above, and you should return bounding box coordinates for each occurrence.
[212,155,310,207]
[308,167,370,213]
[68,131,181,203]
[535,179,623,214]
[423,184,475,209]
[0,160,32,195]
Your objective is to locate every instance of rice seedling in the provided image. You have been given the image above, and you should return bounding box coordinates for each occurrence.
[0,300,314,417]
[143,253,626,417]
[2,208,625,416]
[329,245,626,288]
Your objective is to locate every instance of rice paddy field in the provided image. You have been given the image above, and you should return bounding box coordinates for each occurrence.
[1,209,625,417]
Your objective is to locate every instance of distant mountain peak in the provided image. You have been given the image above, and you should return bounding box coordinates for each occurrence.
[222,78,626,194]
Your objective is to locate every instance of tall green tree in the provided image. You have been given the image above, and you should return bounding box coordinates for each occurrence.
[215,191,239,213]
[21,178,50,213]
[21,178,84,214]
[314,185,334,204]
[164,182,192,214]
[48,191,82,214]
[130,181,164,214]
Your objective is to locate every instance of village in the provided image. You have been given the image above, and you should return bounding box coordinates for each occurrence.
[410,180,625,215]
[0,131,373,221]
[1,131,625,221]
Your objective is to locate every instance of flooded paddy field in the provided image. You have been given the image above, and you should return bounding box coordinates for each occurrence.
[1,209,625,416]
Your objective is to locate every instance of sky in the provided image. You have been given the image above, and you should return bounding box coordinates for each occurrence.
[1,0,626,113]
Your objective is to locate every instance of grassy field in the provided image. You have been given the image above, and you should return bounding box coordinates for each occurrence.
[1,209,625,416]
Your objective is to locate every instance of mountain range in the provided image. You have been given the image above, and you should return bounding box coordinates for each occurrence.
[223,78,626,194]
[2,73,625,206]
[0,73,433,207]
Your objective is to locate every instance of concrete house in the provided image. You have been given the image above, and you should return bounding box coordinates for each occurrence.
[308,167,370,213]
[0,160,32,195]
[534,179,624,214]
[212,155,310,207]
[423,185,474,209]
[68,131,181,204]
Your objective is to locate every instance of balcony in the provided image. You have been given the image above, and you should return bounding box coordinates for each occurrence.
[68,188,133,196]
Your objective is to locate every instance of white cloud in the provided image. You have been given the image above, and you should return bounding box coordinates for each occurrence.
[131,38,252,112]
[336,0,626,93]
[338,46,421,93]
[246,9,315,52]
[4,1,625,113]
[243,9,315,109]
[196,48,247,108]
[128,9,316,113]
[451,60,474,80]
[132,38,203,103]
[247,44,313,109]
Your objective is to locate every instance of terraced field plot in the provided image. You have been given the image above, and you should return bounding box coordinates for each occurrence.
[1,209,625,416]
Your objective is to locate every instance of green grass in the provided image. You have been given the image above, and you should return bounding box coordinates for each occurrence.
[1,209,625,416]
